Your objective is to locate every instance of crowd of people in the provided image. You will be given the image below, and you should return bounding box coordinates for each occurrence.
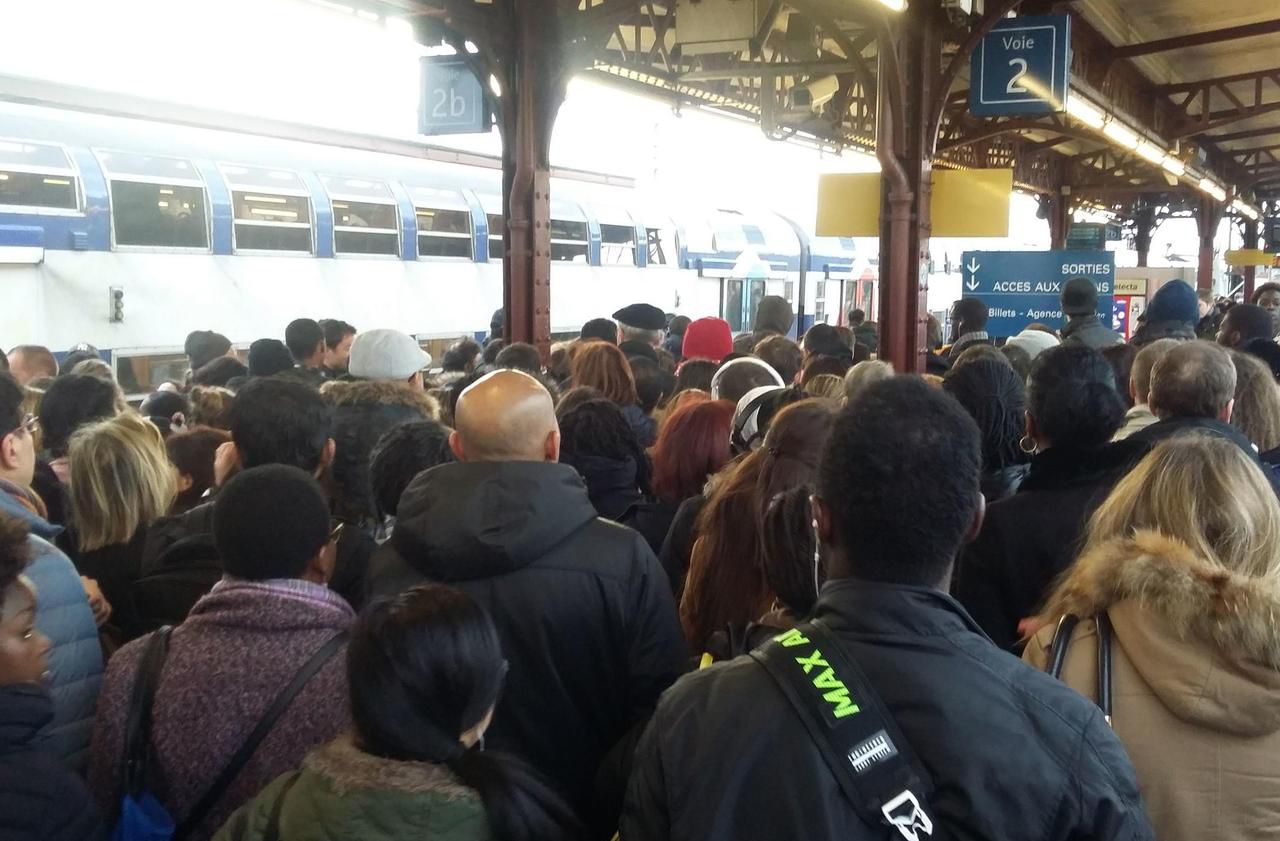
[2,279,1280,840]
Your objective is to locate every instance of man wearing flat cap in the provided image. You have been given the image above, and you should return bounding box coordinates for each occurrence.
[614,303,667,361]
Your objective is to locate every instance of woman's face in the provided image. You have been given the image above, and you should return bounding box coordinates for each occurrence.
[0,579,50,687]
[1257,290,1280,316]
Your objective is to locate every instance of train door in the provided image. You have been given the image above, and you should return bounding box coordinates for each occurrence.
[720,249,773,332]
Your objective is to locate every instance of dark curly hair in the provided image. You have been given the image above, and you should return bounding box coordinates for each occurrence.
[558,399,651,495]
[370,420,455,519]
[0,513,32,596]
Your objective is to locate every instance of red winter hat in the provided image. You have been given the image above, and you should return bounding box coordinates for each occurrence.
[682,317,734,363]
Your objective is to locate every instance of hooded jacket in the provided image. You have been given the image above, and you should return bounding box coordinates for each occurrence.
[0,685,103,841]
[561,452,643,521]
[954,438,1149,651]
[0,483,102,771]
[1026,531,1280,841]
[213,736,490,841]
[321,379,439,527]
[366,461,686,832]
[622,580,1153,841]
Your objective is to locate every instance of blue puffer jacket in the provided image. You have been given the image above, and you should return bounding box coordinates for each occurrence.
[0,488,103,771]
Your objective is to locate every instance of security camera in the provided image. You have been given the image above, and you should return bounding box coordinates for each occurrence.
[787,75,839,113]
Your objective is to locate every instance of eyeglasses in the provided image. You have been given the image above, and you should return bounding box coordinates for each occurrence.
[4,414,38,439]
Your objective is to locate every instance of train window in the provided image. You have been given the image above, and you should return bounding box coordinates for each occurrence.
[98,151,208,248]
[322,176,399,257]
[550,218,588,263]
[407,185,473,259]
[0,140,79,212]
[222,165,313,253]
[487,213,505,259]
[600,224,636,266]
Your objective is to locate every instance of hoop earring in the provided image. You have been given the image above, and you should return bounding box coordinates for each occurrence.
[1019,435,1038,455]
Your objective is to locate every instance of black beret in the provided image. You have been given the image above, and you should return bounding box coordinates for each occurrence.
[612,303,667,331]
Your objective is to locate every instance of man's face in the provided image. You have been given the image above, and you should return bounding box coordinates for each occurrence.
[326,333,355,371]
[1,419,36,488]
[1258,290,1280,317]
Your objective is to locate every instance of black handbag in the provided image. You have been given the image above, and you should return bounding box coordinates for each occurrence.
[1046,612,1114,726]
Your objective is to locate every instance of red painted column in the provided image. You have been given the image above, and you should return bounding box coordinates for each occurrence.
[1196,197,1222,294]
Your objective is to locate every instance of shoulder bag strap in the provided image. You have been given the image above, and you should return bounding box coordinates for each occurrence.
[262,774,302,841]
[119,626,174,801]
[1045,615,1080,679]
[750,620,939,841]
[174,630,349,840]
[1096,612,1114,726]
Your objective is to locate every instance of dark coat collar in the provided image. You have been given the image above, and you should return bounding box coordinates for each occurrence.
[1129,416,1259,460]
[815,579,986,640]
[0,685,53,753]
[1020,438,1148,493]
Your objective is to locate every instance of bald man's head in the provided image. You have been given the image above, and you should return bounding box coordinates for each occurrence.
[451,369,560,463]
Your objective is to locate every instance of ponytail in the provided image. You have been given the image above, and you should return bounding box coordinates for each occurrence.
[447,749,583,841]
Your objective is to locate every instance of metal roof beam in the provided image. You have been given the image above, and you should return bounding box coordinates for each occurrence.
[1152,66,1280,95]
[1113,19,1280,59]
[679,60,855,81]
[1174,100,1280,139]
[1209,125,1280,143]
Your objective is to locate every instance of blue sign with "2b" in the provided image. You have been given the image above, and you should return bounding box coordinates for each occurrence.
[970,15,1071,117]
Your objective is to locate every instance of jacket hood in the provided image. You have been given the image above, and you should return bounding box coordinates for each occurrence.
[391,461,599,581]
[321,379,440,417]
[562,453,641,519]
[305,734,477,800]
[752,295,794,337]
[0,684,54,751]
[1039,530,1280,734]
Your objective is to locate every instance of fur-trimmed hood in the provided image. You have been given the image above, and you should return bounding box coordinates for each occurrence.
[305,734,477,800]
[320,378,440,417]
[1039,530,1280,734]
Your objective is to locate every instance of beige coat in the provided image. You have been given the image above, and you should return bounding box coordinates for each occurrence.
[1025,531,1280,841]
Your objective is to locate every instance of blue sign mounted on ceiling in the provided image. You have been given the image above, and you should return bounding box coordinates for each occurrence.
[959,250,1115,338]
[970,15,1071,117]
[419,57,491,136]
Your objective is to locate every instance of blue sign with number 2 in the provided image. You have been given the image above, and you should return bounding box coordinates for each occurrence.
[970,15,1071,117]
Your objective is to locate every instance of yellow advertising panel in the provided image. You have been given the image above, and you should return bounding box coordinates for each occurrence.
[1225,249,1274,267]
[931,169,1012,238]
[815,169,1013,238]
[815,173,882,238]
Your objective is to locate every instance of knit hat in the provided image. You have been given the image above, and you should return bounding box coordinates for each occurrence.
[185,330,232,371]
[247,339,295,378]
[1061,278,1099,317]
[1145,280,1199,326]
[349,329,432,380]
[1004,328,1060,361]
[682,317,734,363]
[753,295,795,336]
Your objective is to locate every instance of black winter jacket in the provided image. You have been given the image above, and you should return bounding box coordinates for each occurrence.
[561,453,643,521]
[620,498,681,556]
[621,581,1154,841]
[366,461,686,835]
[954,439,1147,651]
[657,494,705,599]
[1061,314,1124,349]
[0,684,103,841]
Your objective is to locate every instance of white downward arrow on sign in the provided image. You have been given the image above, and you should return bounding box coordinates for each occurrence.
[966,259,981,274]
[966,278,979,291]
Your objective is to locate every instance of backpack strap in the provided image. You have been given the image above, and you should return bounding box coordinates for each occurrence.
[173,630,349,839]
[750,620,938,841]
[1046,615,1080,679]
[262,774,302,841]
[1045,613,1115,727]
[118,626,174,812]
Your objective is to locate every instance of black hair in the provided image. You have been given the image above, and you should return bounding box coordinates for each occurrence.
[849,309,866,325]
[668,315,691,337]
[674,359,717,395]
[820,378,981,585]
[213,464,329,580]
[802,324,853,361]
[139,391,191,438]
[192,356,249,388]
[558,399,651,494]
[38,374,117,458]
[580,318,618,344]
[942,358,1026,472]
[58,349,101,376]
[0,511,31,597]
[715,360,785,405]
[953,297,989,332]
[369,420,454,519]
[1243,337,1280,381]
[247,339,295,378]
[554,386,605,421]
[0,373,23,435]
[482,340,506,366]
[1224,304,1276,346]
[349,585,582,841]
[445,370,487,427]
[629,356,675,414]
[494,342,542,375]
[761,486,821,617]
[1026,345,1126,449]
[1100,343,1138,409]
[319,319,357,351]
[285,319,325,363]
[1252,283,1280,305]
[228,377,332,472]
[444,338,483,373]
[1000,343,1033,382]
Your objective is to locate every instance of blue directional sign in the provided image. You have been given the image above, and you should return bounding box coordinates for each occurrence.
[959,250,1115,338]
[970,15,1071,117]
[419,57,491,136]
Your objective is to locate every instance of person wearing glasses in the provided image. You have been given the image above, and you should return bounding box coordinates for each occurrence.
[215,583,581,841]
[0,372,104,772]
[88,465,354,841]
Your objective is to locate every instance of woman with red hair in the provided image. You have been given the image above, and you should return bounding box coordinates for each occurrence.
[571,341,656,446]
[621,399,734,560]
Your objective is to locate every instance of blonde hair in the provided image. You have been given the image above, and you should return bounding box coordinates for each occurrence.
[70,414,177,552]
[803,373,845,400]
[843,360,894,406]
[1082,433,1280,579]
[1230,350,1280,452]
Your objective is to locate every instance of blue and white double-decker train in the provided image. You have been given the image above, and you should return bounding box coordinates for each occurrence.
[0,97,877,393]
